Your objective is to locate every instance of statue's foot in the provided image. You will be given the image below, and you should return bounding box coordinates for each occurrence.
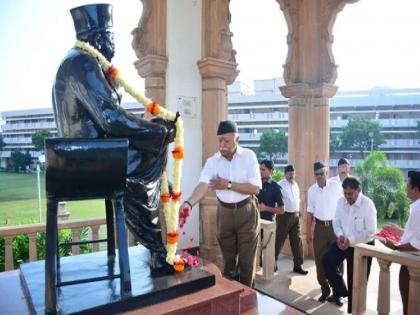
[150,251,174,277]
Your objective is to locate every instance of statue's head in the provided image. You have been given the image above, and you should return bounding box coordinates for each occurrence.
[71,4,115,60]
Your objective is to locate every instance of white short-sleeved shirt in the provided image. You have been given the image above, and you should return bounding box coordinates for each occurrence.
[198,146,262,203]
[333,193,377,246]
[307,179,342,221]
[330,175,342,184]
[278,179,300,213]
[400,199,420,251]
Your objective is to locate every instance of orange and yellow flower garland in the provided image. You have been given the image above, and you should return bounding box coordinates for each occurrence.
[75,40,184,269]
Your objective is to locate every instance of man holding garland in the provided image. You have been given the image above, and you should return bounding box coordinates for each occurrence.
[181,120,261,287]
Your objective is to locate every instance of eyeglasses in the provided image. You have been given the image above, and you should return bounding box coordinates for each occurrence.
[314,172,325,177]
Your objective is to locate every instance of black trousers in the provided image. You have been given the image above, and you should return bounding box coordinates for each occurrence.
[322,240,374,313]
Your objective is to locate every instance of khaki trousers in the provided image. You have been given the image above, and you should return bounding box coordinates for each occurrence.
[275,212,304,268]
[313,220,337,295]
[217,197,260,287]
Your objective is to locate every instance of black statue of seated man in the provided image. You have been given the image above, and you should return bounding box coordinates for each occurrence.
[52,3,174,271]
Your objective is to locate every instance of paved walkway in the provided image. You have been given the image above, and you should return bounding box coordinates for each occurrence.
[255,242,404,315]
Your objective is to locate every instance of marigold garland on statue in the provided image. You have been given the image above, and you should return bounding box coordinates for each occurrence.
[75,40,184,267]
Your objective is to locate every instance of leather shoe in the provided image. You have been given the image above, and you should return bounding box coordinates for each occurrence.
[326,295,345,307]
[293,266,308,275]
[318,293,330,303]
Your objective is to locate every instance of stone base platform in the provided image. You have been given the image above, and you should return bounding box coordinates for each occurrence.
[20,246,215,314]
[1,247,262,315]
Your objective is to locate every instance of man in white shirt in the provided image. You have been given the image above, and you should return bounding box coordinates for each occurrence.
[307,161,343,302]
[323,176,377,313]
[180,120,261,287]
[277,164,307,275]
[331,158,351,184]
[382,170,420,315]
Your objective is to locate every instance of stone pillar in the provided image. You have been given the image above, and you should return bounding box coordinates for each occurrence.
[197,0,238,267]
[132,0,168,105]
[277,0,359,256]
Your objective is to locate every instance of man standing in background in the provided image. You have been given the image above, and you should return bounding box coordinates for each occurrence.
[258,160,284,222]
[331,158,351,184]
[257,160,284,271]
[307,162,343,302]
[276,164,308,275]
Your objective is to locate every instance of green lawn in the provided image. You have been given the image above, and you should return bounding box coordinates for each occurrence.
[0,172,104,227]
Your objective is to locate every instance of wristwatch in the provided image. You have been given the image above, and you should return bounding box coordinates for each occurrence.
[227,181,232,190]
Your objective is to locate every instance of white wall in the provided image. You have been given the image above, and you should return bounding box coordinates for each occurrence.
[166,0,202,250]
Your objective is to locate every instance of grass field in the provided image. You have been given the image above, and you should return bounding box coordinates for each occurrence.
[0,172,399,228]
[0,172,104,227]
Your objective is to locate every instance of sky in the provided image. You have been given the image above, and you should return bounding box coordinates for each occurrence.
[1,0,420,114]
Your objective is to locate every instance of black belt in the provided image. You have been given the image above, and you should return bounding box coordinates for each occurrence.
[218,197,251,209]
[315,218,333,227]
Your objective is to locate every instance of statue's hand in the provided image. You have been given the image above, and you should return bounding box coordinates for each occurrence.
[151,117,176,143]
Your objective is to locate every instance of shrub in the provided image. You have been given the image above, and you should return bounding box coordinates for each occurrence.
[356,151,410,226]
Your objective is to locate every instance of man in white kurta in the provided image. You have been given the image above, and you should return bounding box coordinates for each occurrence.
[322,177,376,313]
[382,170,420,315]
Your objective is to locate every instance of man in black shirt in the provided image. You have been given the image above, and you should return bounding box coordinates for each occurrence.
[257,160,284,271]
[258,160,285,221]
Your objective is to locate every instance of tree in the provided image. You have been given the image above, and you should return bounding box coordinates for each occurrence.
[356,151,410,225]
[31,130,52,152]
[329,134,341,155]
[340,118,385,159]
[11,150,32,172]
[258,129,288,160]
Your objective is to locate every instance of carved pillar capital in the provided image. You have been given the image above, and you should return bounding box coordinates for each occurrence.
[134,54,168,78]
[280,83,338,99]
[197,57,238,84]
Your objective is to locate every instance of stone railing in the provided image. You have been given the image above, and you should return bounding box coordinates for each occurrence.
[0,218,136,271]
[352,243,420,315]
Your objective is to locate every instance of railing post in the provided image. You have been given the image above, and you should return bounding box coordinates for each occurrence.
[91,225,100,252]
[407,266,420,315]
[71,228,80,255]
[260,219,276,280]
[352,246,368,315]
[377,258,391,315]
[28,233,38,262]
[4,236,14,271]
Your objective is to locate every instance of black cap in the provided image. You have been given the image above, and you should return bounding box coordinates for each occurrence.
[313,161,326,171]
[408,170,420,186]
[284,164,295,173]
[217,120,238,135]
[71,4,113,38]
[338,158,350,166]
